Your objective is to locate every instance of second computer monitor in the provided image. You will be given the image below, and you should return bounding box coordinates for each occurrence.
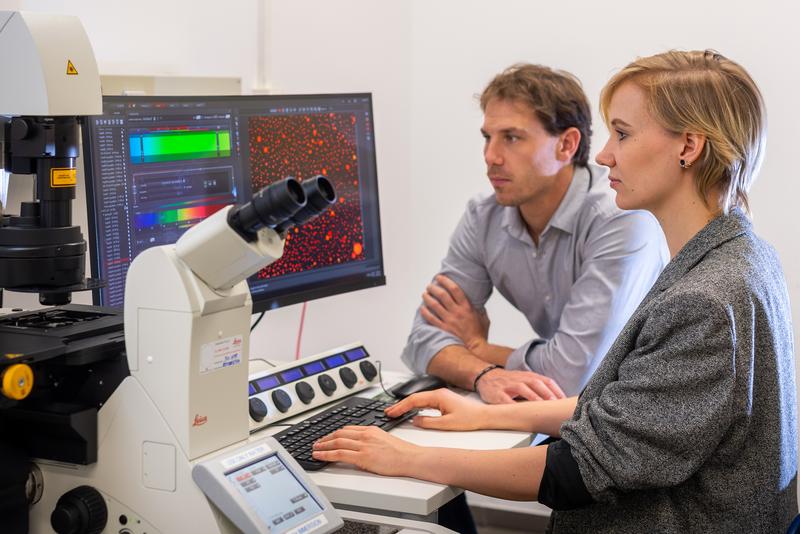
[83,93,385,313]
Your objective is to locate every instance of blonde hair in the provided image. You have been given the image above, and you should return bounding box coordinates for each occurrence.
[600,50,766,214]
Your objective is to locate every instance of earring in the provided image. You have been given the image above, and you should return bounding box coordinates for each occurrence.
[680,159,693,168]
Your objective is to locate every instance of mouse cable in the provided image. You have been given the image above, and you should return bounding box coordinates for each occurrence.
[375,360,399,400]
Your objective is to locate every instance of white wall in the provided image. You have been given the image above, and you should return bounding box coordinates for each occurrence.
[4,0,800,380]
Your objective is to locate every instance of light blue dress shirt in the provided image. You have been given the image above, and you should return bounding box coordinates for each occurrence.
[400,163,668,395]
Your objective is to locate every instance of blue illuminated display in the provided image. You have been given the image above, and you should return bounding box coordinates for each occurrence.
[256,375,279,391]
[324,355,346,368]
[345,347,367,362]
[248,383,256,396]
[303,361,325,375]
[281,368,304,382]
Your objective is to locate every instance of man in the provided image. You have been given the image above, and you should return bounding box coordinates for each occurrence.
[401,64,667,403]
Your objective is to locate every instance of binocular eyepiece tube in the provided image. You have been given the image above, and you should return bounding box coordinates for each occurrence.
[228,175,337,241]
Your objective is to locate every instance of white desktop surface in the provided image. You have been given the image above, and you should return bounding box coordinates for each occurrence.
[258,370,532,517]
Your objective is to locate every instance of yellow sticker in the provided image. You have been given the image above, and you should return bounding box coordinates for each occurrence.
[4,354,23,360]
[51,168,77,187]
[66,60,78,75]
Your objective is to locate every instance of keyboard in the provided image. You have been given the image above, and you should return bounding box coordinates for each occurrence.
[272,396,417,471]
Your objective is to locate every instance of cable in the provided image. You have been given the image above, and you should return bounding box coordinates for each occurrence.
[250,311,265,332]
[294,301,307,360]
[249,357,276,368]
[375,360,399,400]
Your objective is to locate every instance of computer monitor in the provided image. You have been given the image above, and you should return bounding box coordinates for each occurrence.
[82,93,385,313]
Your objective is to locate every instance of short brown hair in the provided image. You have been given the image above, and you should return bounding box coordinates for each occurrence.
[480,63,592,167]
[600,50,765,214]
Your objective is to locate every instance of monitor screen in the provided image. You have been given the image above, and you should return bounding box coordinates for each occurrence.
[83,93,385,313]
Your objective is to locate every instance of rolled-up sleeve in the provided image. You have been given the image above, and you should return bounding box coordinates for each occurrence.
[559,291,737,501]
[505,210,666,395]
[401,200,494,374]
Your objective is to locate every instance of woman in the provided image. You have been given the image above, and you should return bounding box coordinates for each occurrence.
[312,50,798,533]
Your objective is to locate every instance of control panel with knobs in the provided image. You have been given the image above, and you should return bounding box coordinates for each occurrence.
[247,343,380,432]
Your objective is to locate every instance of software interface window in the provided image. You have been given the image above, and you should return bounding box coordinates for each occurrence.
[84,94,385,311]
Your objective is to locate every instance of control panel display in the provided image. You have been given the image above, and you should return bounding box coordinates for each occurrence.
[256,375,280,391]
[226,453,323,532]
[280,368,304,383]
[302,361,325,375]
[345,348,367,361]
[248,345,370,394]
[324,355,345,368]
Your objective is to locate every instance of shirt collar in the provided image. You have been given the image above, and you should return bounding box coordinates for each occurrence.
[547,165,592,234]
[500,165,592,242]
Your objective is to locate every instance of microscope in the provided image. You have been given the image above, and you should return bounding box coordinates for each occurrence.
[1,10,454,534]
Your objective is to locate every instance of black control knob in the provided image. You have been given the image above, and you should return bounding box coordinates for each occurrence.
[339,367,358,389]
[318,374,337,396]
[11,118,32,141]
[359,360,378,381]
[272,389,292,413]
[50,485,108,534]
[249,397,268,422]
[295,382,315,404]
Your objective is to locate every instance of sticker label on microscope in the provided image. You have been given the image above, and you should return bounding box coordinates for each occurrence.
[200,335,243,374]
[50,168,77,187]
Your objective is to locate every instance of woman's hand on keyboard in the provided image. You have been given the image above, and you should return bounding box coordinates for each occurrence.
[385,388,488,431]
[311,426,421,477]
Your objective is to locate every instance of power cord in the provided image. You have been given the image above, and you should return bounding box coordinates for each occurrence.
[250,311,265,332]
[249,357,276,368]
[294,302,307,360]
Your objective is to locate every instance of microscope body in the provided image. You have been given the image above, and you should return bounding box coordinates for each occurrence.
[29,206,304,533]
[124,205,285,460]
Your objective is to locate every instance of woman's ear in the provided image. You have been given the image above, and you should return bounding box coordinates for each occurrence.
[680,132,706,167]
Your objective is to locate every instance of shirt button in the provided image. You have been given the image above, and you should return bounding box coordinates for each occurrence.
[545,295,551,302]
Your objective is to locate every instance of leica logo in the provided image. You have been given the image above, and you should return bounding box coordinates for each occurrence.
[192,414,208,427]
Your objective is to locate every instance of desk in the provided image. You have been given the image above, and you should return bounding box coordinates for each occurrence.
[258,371,532,520]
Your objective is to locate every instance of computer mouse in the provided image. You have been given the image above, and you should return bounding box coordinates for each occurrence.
[390,375,446,399]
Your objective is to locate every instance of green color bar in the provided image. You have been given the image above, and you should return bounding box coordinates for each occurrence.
[130,130,231,164]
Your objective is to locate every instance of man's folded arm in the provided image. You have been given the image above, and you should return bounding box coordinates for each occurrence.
[401,200,495,375]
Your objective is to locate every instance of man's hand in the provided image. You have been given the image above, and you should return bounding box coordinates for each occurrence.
[386,388,489,431]
[421,274,489,350]
[476,368,565,404]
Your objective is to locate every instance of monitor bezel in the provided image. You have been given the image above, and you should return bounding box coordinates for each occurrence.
[82,92,386,314]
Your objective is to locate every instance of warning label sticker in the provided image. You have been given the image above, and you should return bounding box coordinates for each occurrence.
[200,335,243,374]
[66,60,78,75]
[51,168,76,187]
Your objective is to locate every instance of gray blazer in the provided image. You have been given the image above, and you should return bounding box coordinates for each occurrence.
[553,210,798,533]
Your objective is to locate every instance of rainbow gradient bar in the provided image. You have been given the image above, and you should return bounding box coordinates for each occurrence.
[135,203,228,229]
[129,129,231,164]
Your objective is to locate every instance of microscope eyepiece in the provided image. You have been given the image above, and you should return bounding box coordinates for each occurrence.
[227,178,306,240]
[228,176,338,241]
[274,175,338,233]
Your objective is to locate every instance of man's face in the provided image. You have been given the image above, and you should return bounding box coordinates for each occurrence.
[481,98,563,208]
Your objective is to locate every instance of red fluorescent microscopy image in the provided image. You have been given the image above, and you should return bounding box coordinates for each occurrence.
[248,113,366,279]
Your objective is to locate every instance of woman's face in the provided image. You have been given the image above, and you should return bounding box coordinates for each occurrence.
[595,82,686,215]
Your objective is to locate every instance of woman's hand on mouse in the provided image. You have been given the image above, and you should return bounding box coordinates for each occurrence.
[385,388,489,431]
